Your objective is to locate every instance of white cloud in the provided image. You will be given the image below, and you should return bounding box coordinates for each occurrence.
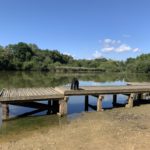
[101,47,114,52]
[100,38,140,53]
[133,48,140,52]
[104,38,112,43]
[93,50,102,59]
[103,39,121,45]
[115,44,131,52]
[63,52,72,56]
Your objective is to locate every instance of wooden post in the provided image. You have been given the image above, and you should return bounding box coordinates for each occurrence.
[137,93,142,104]
[137,93,142,100]
[84,95,89,111]
[125,93,135,108]
[2,103,9,120]
[113,94,117,107]
[47,100,52,115]
[58,96,69,117]
[97,95,104,111]
[52,100,59,114]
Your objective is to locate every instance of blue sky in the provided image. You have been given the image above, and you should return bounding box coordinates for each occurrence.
[0,0,150,60]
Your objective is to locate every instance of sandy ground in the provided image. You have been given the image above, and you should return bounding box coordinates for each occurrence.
[0,104,150,150]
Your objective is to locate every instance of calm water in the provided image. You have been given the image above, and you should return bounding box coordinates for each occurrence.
[0,71,150,129]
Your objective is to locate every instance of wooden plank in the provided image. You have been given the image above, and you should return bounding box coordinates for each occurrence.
[15,88,18,98]
[10,102,49,109]
[42,88,51,95]
[43,88,51,95]
[36,88,45,95]
[55,87,66,94]
[21,88,26,97]
[31,88,40,96]
[47,88,56,95]
[0,95,64,102]
[28,88,33,96]
[47,88,59,95]
[51,88,60,94]
[44,88,52,95]
[45,88,51,95]
[127,82,150,86]
[25,88,29,96]
[28,88,34,96]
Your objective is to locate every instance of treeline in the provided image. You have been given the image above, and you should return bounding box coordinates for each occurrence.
[125,54,150,73]
[0,42,150,73]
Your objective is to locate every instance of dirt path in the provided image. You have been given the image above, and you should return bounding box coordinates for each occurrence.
[0,104,150,150]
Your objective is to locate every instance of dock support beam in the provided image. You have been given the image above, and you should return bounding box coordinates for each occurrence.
[52,100,59,114]
[113,94,117,107]
[84,95,89,111]
[47,100,52,115]
[137,94,142,100]
[2,103,9,120]
[58,96,69,117]
[125,93,135,108]
[97,95,104,111]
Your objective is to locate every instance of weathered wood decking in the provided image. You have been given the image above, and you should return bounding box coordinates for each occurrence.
[0,87,64,103]
[1,84,150,103]
[0,83,150,120]
[0,87,67,119]
[55,85,150,95]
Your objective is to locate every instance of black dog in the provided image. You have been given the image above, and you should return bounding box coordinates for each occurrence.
[71,78,79,90]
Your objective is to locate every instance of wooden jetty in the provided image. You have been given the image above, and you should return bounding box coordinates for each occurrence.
[0,83,150,120]
[0,88,68,120]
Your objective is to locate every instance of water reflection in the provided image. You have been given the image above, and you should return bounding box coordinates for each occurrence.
[0,71,150,89]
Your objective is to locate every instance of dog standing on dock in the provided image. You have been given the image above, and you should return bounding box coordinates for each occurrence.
[71,78,79,90]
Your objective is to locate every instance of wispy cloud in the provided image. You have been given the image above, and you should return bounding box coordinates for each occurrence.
[133,48,140,52]
[93,50,102,59]
[100,38,140,53]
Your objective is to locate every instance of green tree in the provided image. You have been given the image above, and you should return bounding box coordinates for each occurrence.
[11,42,33,62]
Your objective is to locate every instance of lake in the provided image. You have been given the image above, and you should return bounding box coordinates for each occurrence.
[0,71,150,131]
